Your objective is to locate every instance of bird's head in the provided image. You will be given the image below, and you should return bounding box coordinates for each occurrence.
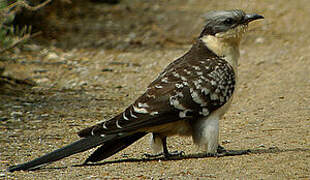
[199,10,264,42]
[198,10,264,72]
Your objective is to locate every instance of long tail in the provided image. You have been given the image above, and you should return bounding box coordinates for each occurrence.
[84,132,146,164]
[7,135,117,172]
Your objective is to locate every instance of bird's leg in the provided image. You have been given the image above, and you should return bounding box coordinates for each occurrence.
[144,135,184,158]
[162,136,184,158]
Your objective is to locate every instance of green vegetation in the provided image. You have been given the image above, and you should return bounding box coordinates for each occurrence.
[0,0,33,53]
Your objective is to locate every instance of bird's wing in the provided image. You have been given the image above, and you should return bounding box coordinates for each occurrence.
[78,57,235,137]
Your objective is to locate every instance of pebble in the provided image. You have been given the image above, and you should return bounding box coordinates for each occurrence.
[79,81,88,86]
[13,47,21,54]
[41,114,49,117]
[0,117,8,121]
[10,111,23,117]
[258,144,265,148]
[12,106,22,109]
[36,78,50,84]
[255,37,265,44]
[24,44,41,51]
[34,69,48,73]
[23,102,32,106]
[46,52,59,60]
[222,140,231,144]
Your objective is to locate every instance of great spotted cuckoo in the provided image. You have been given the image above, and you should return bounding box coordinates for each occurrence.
[8,10,263,172]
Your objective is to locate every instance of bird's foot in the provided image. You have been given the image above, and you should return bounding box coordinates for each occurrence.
[144,150,185,158]
[217,145,227,154]
[164,150,185,158]
[143,153,163,158]
[203,145,249,157]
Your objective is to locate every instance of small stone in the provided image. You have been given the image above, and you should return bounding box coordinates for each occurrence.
[36,78,50,84]
[102,68,113,72]
[23,102,32,106]
[0,117,9,121]
[41,114,49,117]
[24,44,41,51]
[14,47,21,54]
[258,144,265,148]
[34,69,48,73]
[46,52,59,60]
[125,32,136,42]
[222,140,231,144]
[12,106,22,109]
[79,81,88,86]
[255,37,265,44]
[10,111,23,117]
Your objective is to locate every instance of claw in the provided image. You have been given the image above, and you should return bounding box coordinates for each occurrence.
[144,150,185,158]
[143,153,163,158]
[164,150,185,158]
[217,145,227,154]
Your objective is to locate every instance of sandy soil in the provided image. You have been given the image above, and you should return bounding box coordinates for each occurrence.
[0,0,309,179]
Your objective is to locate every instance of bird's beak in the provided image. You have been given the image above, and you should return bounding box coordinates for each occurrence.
[243,13,264,24]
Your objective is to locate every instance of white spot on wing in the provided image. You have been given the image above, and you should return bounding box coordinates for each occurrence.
[197,71,203,76]
[193,66,201,70]
[138,102,149,108]
[220,96,225,103]
[200,75,208,81]
[150,111,159,116]
[176,91,184,97]
[169,96,186,110]
[155,85,163,89]
[123,112,129,120]
[179,109,192,118]
[199,108,210,116]
[193,80,202,89]
[210,80,217,86]
[210,93,219,100]
[180,76,187,81]
[146,93,156,99]
[179,111,186,118]
[161,77,169,83]
[172,72,180,78]
[130,109,138,118]
[182,81,189,86]
[184,69,191,75]
[201,88,210,95]
[102,122,108,129]
[191,90,207,106]
[116,120,122,128]
[175,83,184,88]
[133,105,148,114]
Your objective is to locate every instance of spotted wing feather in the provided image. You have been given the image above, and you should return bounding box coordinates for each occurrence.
[78,57,235,137]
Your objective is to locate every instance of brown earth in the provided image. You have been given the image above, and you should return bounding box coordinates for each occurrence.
[0,0,309,179]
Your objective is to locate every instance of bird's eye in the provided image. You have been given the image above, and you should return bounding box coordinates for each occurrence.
[223,18,234,25]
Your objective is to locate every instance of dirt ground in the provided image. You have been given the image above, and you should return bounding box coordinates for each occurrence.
[1,0,309,179]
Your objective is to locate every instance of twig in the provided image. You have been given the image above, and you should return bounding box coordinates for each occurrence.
[0,31,41,54]
[5,0,52,11]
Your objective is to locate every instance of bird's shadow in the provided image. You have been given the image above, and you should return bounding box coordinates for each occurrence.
[42,147,309,170]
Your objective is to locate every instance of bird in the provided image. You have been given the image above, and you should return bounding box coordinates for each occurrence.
[8,9,263,172]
